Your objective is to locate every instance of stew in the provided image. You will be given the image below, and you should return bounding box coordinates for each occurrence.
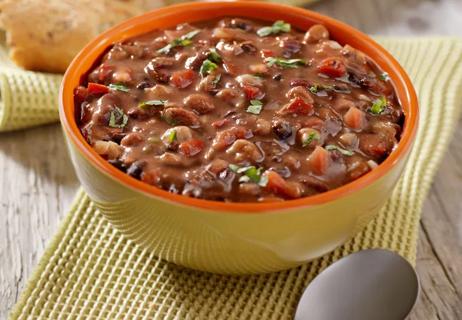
[75,18,404,202]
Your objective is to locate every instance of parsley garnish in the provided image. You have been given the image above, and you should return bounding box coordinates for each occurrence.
[208,48,222,63]
[229,164,268,187]
[108,106,128,128]
[200,59,218,77]
[109,84,129,92]
[309,84,334,94]
[379,72,390,81]
[257,20,291,37]
[138,99,167,110]
[157,29,201,54]
[211,74,221,86]
[167,129,177,144]
[264,57,306,69]
[302,132,320,147]
[370,96,388,115]
[325,145,353,156]
[246,100,263,115]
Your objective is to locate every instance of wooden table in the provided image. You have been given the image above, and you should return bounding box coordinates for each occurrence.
[1,0,461,318]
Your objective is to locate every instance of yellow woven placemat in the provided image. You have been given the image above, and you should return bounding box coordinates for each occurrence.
[8,38,462,319]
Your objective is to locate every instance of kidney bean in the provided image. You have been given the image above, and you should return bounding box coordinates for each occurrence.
[304,24,329,44]
[93,140,123,160]
[226,139,264,163]
[286,86,314,103]
[272,119,293,140]
[127,161,144,179]
[162,108,201,127]
[184,94,215,114]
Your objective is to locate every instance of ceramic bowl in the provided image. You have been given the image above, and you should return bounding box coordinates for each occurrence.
[59,1,418,274]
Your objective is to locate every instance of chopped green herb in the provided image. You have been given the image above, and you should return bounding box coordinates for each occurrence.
[379,72,390,81]
[302,132,320,147]
[157,29,201,54]
[228,164,267,186]
[167,129,177,144]
[264,57,306,69]
[108,84,129,92]
[108,106,128,128]
[200,59,218,77]
[258,174,269,187]
[325,144,354,156]
[257,20,291,37]
[309,86,319,94]
[211,74,222,86]
[370,96,388,115]
[309,84,334,94]
[208,48,222,63]
[138,99,167,110]
[246,100,263,115]
[228,164,240,172]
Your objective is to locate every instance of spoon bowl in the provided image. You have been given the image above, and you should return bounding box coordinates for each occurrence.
[295,249,419,320]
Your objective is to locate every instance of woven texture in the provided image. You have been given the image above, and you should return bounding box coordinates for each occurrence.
[9,38,462,319]
[0,41,62,132]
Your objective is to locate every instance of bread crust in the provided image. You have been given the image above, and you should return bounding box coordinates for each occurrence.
[0,0,162,73]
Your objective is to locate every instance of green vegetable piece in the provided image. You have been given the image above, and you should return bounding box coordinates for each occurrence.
[228,164,267,186]
[208,48,222,63]
[370,96,388,115]
[246,100,263,115]
[325,144,354,156]
[309,85,319,94]
[211,74,222,86]
[264,57,306,69]
[309,84,334,94]
[379,72,390,81]
[228,164,240,172]
[157,29,201,54]
[167,129,177,144]
[257,20,291,37]
[302,132,320,147]
[138,99,167,110]
[200,59,218,77]
[258,174,269,187]
[108,106,128,128]
[108,84,129,92]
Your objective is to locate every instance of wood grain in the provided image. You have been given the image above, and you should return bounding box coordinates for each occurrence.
[1,0,461,319]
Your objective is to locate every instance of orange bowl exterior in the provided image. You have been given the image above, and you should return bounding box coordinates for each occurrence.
[59,1,418,274]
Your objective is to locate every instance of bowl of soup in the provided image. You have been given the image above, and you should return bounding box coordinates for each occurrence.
[60,1,418,274]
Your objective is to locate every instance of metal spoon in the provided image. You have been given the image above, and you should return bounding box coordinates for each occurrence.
[295,249,419,320]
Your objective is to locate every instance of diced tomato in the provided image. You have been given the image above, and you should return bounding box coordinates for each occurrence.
[211,119,230,128]
[344,106,367,130]
[243,85,263,100]
[261,49,274,58]
[308,146,329,175]
[179,139,205,157]
[87,82,109,95]
[265,171,300,199]
[317,57,346,78]
[279,97,314,116]
[170,69,195,89]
